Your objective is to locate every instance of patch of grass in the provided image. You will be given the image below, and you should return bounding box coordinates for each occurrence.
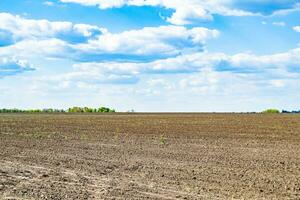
[80,134,89,140]
[159,134,167,146]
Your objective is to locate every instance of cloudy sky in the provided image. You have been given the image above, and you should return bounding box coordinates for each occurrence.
[0,0,300,112]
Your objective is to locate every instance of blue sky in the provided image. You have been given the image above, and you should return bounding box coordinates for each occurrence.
[0,0,300,112]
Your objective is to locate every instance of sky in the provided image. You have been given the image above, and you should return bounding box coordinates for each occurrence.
[0,0,300,112]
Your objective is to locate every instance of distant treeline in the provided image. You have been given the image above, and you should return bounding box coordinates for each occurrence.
[262,109,300,114]
[0,107,116,113]
[1,107,299,114]
[282,110,300,113]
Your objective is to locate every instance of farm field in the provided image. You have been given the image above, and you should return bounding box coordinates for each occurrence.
[0,114,299,199]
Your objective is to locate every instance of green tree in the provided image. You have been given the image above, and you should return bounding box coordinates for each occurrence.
[262,109,280,114]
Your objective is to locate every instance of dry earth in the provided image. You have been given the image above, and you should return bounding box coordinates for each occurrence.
[0,113,299,199]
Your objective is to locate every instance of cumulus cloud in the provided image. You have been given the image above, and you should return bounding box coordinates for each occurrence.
[58,0,245,25]
[223,48,300,74]
[0,39,74,59]
[165,4,212,25]
[0,57,35,77]
[0,13,219,61]
[1,11,298,83]
[39,55,204,86]
[40,47,300,87]
[293,26,300,32]
[0,13,105,44]
[59,0,300,25]
[74,26,219,61]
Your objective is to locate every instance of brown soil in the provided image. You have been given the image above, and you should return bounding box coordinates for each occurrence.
[0,113,299,199]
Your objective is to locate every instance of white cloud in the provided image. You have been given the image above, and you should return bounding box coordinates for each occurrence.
[58,0,252,25]
[0,13,105,44]
[293,26,300,32]
[228,48,300,71]
[0,57,35,77]
[166,4,212,25]
[272,21,286,27]
[75,26,219,59]
[1,10,298,83]
[59,0,300,25]
[0,39,74,60]
[38,47,300,88]
[44,1,55,6]
[0,13,219,61]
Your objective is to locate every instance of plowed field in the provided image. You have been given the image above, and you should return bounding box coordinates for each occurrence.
[0,114,299,199]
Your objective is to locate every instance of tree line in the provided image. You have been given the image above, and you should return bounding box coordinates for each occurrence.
[262,109,300,114]
[0,107,116,113]
[282,110,300,113]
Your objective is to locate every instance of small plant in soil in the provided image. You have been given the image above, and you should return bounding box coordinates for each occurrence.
[159,134,167,146]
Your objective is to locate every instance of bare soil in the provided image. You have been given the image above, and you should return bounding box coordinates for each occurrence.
[0,114,299,199]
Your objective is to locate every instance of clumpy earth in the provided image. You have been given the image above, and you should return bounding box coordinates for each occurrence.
[0,113,299,199]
